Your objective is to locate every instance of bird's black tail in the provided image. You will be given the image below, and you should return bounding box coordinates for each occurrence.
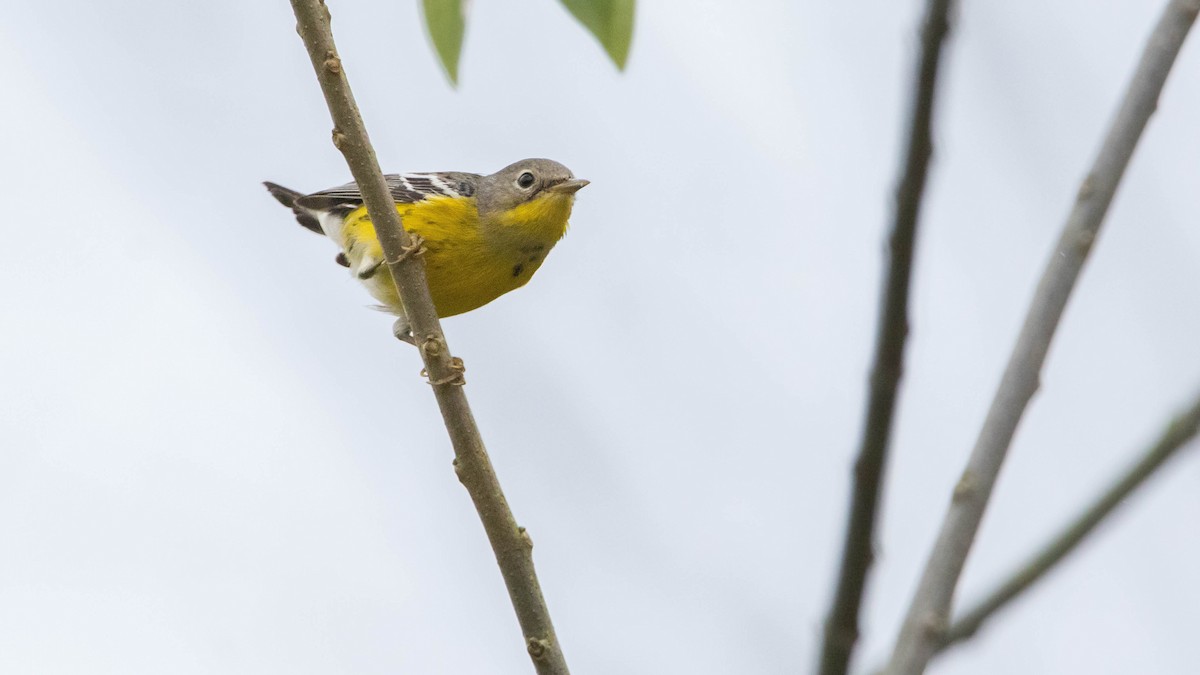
[263,181,324,235]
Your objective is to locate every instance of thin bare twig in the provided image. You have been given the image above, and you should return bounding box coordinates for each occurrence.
[287,2,570,672]
[885,2,1200,673]
[817,2,955,674]
[936,390,1200,654]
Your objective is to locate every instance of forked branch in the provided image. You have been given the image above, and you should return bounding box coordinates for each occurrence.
[885,2,1200,673]
[936,389,1200,654]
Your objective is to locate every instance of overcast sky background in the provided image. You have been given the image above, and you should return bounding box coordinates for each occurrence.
[2,1,1199,673]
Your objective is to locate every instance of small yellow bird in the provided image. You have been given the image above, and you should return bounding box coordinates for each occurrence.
[265,158,588,342]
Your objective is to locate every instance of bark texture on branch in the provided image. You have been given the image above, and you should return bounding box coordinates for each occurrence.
[288,2,570,673]
[817,2,956,674]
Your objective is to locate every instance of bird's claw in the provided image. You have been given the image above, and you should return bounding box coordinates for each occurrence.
[385,234,427,266]
[421,356,466,386]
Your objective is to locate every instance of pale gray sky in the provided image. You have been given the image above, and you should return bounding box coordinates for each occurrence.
[2,1,1198,673]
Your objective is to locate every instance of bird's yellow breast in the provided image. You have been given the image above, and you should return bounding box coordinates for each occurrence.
[339,193,573,318]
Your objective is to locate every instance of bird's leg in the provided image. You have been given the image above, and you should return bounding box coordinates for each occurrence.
[392,317,415,345]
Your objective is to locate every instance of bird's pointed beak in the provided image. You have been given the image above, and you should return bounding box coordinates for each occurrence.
[550,178,590,194]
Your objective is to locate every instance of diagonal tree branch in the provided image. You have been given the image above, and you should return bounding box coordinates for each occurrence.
[885,2,1200,673]
[287,2,570,673]
[935,389,1200,655]
[817,2,956,674]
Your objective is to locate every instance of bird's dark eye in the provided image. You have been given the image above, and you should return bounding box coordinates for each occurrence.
[517,172,536,189]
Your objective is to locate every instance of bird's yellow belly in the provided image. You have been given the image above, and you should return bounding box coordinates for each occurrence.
[364,245,547,318]
[341,198,556,318]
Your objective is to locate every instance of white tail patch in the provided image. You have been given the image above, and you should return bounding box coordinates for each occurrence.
[355,253,383,280]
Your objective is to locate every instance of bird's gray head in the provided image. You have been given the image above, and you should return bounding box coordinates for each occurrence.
[475,158,589,218]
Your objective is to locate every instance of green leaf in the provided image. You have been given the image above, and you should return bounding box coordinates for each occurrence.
[421,0,467,85]
[560,0,634,70]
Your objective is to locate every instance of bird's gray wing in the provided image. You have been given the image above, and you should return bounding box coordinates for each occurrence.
[296,172,481,211]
